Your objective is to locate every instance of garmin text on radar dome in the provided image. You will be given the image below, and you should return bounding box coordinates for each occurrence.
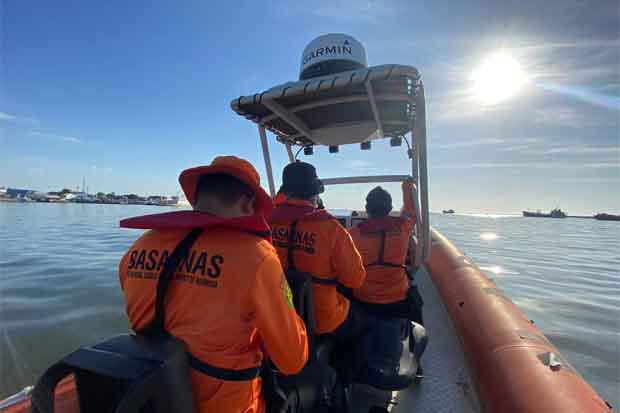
[302,40,353,66]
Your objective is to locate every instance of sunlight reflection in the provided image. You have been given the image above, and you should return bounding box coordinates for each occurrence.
[480,232,498,241]
[480,265,503,275]
[464,213,517,219]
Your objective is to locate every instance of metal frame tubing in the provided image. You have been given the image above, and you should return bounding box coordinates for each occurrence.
[258,125,276,197]
[415,83,431,261]
[322,175,410,186]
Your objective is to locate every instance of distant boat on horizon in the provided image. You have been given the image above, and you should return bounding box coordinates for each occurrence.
[442,209,455,214]
[593,213,620,221]
[523,208,566,218]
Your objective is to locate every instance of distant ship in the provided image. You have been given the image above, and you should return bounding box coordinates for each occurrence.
[442,209,455,214]
[522,208,566,218]
[593,213,620,221]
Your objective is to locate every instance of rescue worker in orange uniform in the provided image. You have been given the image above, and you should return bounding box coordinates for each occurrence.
[119,156,308,413]
[349,178,424,324]
[269,161,367,343]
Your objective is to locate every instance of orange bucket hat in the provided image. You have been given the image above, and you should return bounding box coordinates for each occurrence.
[179,156,273,215]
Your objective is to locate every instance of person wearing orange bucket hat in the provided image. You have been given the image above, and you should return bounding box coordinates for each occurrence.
[118,156,308,413]
[179,156,274,216]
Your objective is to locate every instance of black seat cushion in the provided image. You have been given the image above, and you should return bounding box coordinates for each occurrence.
[356,317,420,391]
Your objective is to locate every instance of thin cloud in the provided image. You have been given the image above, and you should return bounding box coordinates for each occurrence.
[435,138,504,149]
[277,0,398,23]
[343,159,373,169]
[533,106,578,125]
[531,106,606,128]
[30,131,82,144]
[340,159,384,174]
[553,177,619,183]
[497,137,542,152]
[0,112,38,124]
[545,145,619,154]
[429,98,486,122]
[536,82,620,110]
[523,37,619,110]
[91,165,113,175]
[498,143,620,155]
[497,144,532,152]
[517,38,620,53]
[435,161,618,170]
[428,88,516,123]
[62,136,81,144]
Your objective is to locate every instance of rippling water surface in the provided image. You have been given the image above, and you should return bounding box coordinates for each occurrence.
[1,204,618,406]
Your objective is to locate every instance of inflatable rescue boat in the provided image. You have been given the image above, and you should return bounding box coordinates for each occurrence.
[0,34,612,413]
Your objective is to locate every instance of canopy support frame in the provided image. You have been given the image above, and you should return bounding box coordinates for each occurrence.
[252,77,430,263]
[262,99,316,143]
[258,125,276,197]
[365,80,384,139]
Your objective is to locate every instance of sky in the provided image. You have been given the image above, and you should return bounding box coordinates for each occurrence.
[1,0,618,214]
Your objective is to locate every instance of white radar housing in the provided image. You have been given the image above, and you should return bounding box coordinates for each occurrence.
[299,33,368,80]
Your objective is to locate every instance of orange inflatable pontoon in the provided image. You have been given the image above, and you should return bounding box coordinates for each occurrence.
[426,229,611,413]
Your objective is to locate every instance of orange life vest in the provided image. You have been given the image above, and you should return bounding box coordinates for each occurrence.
[269,199,366,334]
[119,211,308,413]
[350,180,417,304]
[273,192,287,206]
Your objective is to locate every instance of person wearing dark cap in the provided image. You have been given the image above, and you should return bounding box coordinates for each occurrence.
[269,161,367,344]
[349,178,424,324]
[119,156,308,413]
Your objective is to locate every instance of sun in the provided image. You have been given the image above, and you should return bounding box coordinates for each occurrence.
[471,51,528,104]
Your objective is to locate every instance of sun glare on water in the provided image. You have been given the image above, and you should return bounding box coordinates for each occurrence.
[471,51,528,104]
[480,232,498,241]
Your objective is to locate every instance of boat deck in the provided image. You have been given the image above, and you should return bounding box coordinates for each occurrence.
[351,265,481,412]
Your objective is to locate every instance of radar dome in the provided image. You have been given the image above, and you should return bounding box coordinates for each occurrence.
[299,33,368,80]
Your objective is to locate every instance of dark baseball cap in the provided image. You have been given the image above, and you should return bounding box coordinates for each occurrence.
[280,161,324,199]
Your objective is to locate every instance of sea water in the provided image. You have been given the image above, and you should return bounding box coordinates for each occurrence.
[0,203,618,406]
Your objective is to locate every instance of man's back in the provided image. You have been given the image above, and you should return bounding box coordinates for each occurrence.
[349,180,417,304]
[349,217,413,304]
[270,200,365,334]
[120,226,307,413]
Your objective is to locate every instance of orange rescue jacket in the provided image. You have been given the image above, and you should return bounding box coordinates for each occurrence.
[273,192,287,206]
[349,181,417,304]
[119,211,308,413]
[269,199,366,334]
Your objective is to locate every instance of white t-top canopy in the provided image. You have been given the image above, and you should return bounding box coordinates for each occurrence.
[231,64,421,148]
[230,63,430,264]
